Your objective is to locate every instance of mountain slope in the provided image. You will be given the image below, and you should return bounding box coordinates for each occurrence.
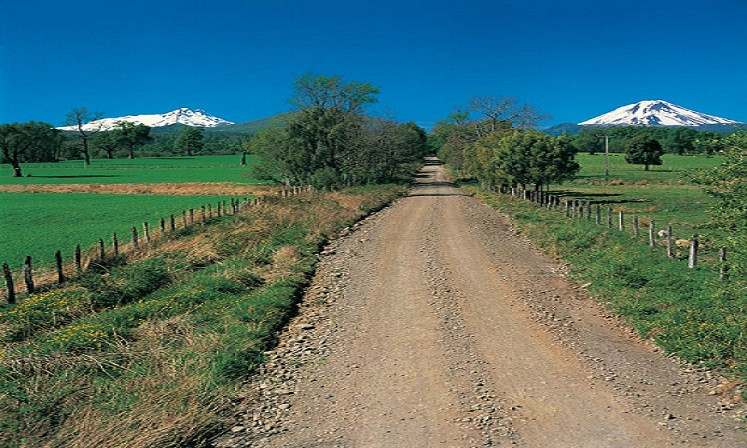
[579,100,740,127]
[58,108,234,131]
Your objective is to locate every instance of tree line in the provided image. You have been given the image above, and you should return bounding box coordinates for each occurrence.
[570,125,731,156]
[0,112,248,177]
[429,96,578,191]
[247,73,429,189]
[2,75,428,182]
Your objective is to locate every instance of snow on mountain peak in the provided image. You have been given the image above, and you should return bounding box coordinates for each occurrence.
[58,108,234,131]
[579,100,739,127]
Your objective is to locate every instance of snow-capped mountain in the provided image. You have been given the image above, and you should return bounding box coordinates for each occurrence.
[58,108,234,131]
[579,100,740,127]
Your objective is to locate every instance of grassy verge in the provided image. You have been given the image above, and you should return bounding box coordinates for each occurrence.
[466,185,746,392]
[0,184,407,448]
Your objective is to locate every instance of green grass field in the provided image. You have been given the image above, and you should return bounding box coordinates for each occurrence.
[552,153,724,239]
[0,193,244,268]
[0,155,259,184]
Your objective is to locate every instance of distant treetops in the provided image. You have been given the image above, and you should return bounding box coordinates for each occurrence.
[430,96,578,190]
[248,73,429,189]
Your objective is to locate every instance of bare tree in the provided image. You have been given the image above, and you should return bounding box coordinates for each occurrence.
[65,108,104,165]
[467,96,549,135]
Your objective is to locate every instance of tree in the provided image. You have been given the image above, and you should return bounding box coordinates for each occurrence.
[112,121,151,159]
[351,119,429,184]
[65,108,104,165]
[251,73,381,189]
[572,128,604,155]
[290,72,380,114]
[467,95,549,135]
[665,127,698,155]
[174,126,205,156]
[624,134,663,170]
[695,131,747,282]
[0,122,61,177]
[249,125,302,186]
[92,131,121,159]
[466,130,579,190]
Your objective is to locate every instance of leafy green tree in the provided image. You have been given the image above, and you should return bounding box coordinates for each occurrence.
[467,130,578,190]
[351,119,429,184]
[572,128,604,155]
[65,108,104,165]
[430,112,479,172]
[252,73,380,189]
[92,131,121,159]
[290,72,379,114]
[692,133,725,155]
[664,127,698,155]
[0,122,61,177]
[624,134,663,170]
[175,126,205,156]
[112,121,152,159]
[528,134,579,189]
[695,131,747,282]
[249,125,302,185]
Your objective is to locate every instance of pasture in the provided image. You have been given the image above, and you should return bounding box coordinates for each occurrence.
[553,153,724,238]
[0,155,259,185]
[0,192,244,268]
[0,156,265,270]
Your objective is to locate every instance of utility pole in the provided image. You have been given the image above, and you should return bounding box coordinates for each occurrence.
[595,134,613,179]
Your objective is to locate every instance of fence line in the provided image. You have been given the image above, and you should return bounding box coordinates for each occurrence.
[485,185,728,278]
[2,187,314,303]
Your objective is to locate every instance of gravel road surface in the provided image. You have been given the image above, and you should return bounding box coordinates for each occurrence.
[214,160,745,447]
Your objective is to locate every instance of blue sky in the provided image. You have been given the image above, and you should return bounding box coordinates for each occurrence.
[2,0,746,129]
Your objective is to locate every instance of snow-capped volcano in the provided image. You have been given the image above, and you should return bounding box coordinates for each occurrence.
[579,100,740,127]
[58,108,234,131]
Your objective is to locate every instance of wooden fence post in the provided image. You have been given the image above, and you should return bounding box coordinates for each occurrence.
[2,262,14,304]
[719,248,729,280]
[201,206,206,223]
[633,214,639,238]
[648,221,655,247]
[75,244,82,273]
[143,222,150,245]
[666,225,674,258]
[160,217,166,235]
[169,214,176,231]
[55,250,64,284]
[618,211,624,232]
[182,210,188,228]
[565,200,570,217]
[98,238,105,260]
[190,208,195,224]
[688,235,699,269]
[131,227,139,250]
[595,204,601,225]
[607,208,613,228]
[113,233,119,256]
[24,256,34,294]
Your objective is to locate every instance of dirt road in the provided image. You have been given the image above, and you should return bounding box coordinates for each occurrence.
[215,161,745,447]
